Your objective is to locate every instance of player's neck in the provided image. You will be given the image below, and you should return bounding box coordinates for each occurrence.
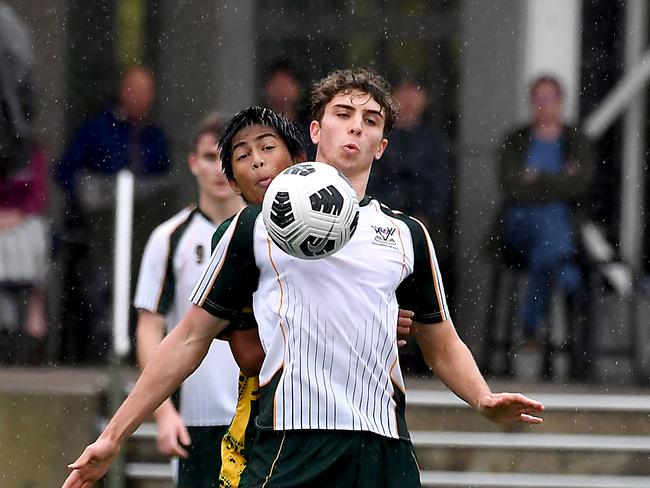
[315,151,371,201]
[199,194,244,225]
[533,120,562,140]
[343,172,369,201]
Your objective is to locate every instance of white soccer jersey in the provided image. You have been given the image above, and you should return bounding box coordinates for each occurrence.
[134,206,238,426]
[192,197,449,440]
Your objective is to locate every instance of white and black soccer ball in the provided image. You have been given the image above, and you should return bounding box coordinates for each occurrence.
[262,161,360,260]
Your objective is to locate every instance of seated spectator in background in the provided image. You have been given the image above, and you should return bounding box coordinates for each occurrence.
[497,75,594,349]
[56,64,169,212]
[262,60,313,159]
[55,65,170,364]
[0,142,49,364]
[367,77,454,374]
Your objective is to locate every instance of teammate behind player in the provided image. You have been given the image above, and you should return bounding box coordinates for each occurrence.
[133,114,243,487]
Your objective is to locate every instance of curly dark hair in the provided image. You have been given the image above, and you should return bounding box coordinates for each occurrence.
[219,106,305,181]
[309,68,397,134]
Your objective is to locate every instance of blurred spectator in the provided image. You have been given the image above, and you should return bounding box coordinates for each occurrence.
[496,75,594,351]
[55,65,171,364]
[0,1,34,178]
[262,60,312,159]
[368,77,453,247]
[367,77,454,374]
[0,143,49,364]
[56,65,169,211]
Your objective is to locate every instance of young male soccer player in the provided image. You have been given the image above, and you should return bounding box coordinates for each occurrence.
[192,68,545,487]
[211,106,308,486]
[63,70,544,488]
[133,114,243,487]
[203,106,413,486]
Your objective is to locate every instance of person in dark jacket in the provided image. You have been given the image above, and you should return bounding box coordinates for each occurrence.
[56,65,169,205]
[55,65,170,363]
[497,75,594,347]
[368,77,453,374]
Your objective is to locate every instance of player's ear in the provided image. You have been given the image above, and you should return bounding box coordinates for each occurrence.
[188,152,199,175]
[309,120,321,145]
[229,179,242,196]
[374,138,388,160]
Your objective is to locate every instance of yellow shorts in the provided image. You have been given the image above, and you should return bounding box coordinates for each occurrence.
[219,373,260,487]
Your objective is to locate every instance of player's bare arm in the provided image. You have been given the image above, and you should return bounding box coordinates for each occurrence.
[225,328,267,377]
[136,310,191,458]
[413,319,544,424]
[62,305,230,488]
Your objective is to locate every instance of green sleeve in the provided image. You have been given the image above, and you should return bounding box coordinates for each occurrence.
[212,215,235,253]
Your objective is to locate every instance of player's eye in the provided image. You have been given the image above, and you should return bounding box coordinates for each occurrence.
[235,151,249,162]
[262,144,276,151]
[336,111,350,118]
[365,118,377,126]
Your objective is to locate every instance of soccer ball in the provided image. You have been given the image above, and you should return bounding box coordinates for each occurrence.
[262,161,360,260]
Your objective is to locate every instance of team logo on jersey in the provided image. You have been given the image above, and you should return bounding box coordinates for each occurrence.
[371,225,398,249]
[195,244,205,264]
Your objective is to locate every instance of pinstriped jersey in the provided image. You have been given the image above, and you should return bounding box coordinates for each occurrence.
[191,196,449,440]
[134,206,239,426]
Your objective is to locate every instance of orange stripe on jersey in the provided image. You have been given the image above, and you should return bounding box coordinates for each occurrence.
[262,430,286,488]
[389,356,403,434]
[411,217,448,322]
[263,238,288,429]
[196,213,239,307]
[153,243,171,308]
[154,205,195,309]
[389,356,405,395]
[382,212,408,282]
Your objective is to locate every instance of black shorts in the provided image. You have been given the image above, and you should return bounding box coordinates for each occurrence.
[177,425,228,488]
[239,429,421,488]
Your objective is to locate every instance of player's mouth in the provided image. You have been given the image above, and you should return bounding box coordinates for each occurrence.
[342,143,360,154]
[257,176,273,188]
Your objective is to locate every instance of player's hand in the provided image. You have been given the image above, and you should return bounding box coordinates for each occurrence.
[477,392,545,424]
[155,407,191,458]
[62,438,120,488]
[397,309,414,347]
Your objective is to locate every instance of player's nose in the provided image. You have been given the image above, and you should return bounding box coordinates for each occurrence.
[252,154,265,168]
[348,115,362,135]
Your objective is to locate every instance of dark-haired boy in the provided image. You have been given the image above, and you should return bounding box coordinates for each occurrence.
[132,113,243,487]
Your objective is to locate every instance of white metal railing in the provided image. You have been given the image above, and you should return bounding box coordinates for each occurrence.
[112,169,134,360]
[583,0,648,271]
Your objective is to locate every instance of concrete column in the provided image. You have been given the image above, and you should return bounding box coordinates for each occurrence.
[621,0,647,270]
[4,0,68,158]
[521,0,583,123]
[214,0,256,114]
[155,0,221,204]
[155,0,256,204]
[455,0,527,344]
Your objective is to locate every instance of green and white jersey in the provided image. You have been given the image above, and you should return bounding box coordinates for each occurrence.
[191,197,449,440]
[134,206,238,426]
